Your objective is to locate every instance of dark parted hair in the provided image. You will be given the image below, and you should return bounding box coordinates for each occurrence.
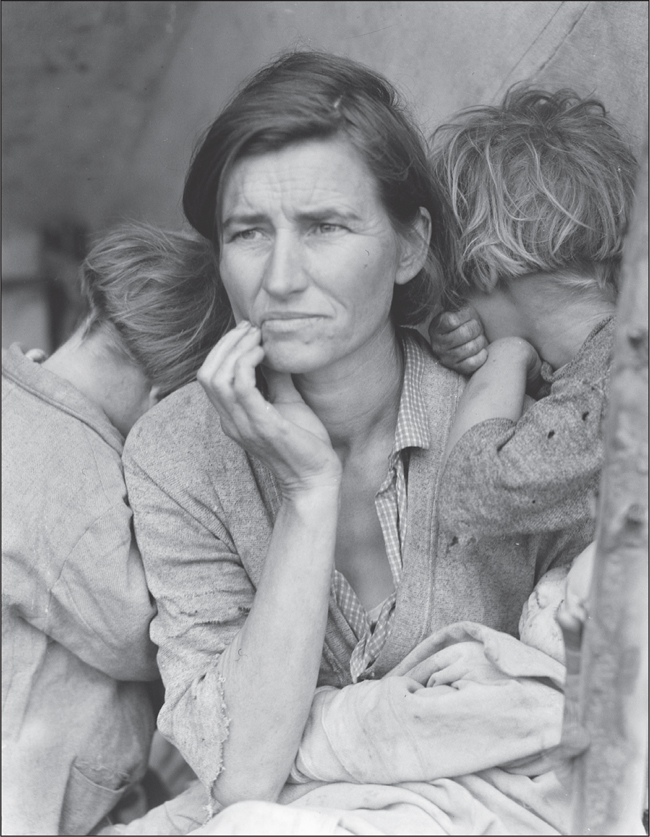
[429,85,638,308]
[183,50,446,326]
[81,223,233,398]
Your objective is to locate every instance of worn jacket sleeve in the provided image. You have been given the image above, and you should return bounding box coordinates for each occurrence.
[440,374,607,536]
[123,435,255,796]
[9,499,159,682]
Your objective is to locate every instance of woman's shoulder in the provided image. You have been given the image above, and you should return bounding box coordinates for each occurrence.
[401,328,467,404]
[124,380,243,475]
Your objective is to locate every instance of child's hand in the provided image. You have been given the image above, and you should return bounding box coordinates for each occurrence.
[428,305,488,375]
[17,345,48,363]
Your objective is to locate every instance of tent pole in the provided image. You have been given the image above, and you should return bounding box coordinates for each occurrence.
[569,147,649,835]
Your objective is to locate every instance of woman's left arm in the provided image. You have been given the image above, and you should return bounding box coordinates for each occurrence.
[291,641,565,785]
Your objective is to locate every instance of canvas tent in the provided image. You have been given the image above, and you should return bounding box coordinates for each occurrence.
[2,1,648,238]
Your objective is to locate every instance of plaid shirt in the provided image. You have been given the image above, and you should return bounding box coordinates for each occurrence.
[332,332,430,682]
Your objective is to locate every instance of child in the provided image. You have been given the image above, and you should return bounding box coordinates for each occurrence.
[2,224,231,836]
[427,87,636,560]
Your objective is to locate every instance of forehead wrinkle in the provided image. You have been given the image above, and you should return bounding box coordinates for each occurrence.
[224,148,377,224]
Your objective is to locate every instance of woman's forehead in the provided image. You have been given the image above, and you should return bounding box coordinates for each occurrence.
[221,138,381,219]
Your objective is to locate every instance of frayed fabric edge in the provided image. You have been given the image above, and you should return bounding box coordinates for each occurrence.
[203,673,231,823]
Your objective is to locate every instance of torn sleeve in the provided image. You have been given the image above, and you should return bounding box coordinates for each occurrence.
[123,449,254,801]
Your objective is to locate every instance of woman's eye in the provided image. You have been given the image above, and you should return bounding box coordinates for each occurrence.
[233,229,261,241]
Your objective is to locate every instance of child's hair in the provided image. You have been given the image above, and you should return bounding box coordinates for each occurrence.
[81,223,234,398]
[430,85,638,308]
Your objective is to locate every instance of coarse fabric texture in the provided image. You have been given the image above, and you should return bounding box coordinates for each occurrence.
[440,317,614,538]
[100,621,586,836]
[122,330,593,806]
[2,345,159,836]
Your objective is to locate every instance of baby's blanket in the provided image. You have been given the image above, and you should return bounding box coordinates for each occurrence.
[104,623,574,835]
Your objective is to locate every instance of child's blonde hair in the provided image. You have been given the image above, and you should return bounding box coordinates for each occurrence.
[81,223,234,397]
[430,86,637,308]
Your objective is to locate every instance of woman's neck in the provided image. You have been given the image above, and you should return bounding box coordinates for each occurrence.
[292,323,404,460]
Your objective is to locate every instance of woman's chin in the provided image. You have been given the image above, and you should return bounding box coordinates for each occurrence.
[261,343,329,375]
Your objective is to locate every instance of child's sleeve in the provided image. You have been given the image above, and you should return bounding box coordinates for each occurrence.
[439,374,606,536]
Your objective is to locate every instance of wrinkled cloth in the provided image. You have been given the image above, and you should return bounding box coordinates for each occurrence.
[102,623,573,835]
[440,317,614,538]
[2,345,159,836]
[122,331,591,799]
[290,622,566,788]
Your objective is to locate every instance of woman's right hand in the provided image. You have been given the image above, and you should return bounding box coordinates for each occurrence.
[198,321,342,496]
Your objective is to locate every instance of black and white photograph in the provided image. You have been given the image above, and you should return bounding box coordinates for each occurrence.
[2,2,648,835]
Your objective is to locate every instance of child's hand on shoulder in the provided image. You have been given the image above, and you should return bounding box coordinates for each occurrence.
[428,305,488,375]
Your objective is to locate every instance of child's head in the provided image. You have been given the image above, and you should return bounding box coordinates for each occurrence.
[80,224,234,398]
[430,86,637,310]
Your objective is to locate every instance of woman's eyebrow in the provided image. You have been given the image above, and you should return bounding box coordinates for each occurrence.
[222,212,268,230]
[223,209,363,229]
[296,208,363,223]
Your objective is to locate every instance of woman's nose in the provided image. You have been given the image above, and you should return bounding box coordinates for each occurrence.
[261,232,309,298]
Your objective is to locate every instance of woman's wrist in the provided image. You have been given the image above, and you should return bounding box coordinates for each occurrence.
[280,473,342,507]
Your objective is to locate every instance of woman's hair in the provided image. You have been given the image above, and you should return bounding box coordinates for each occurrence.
[81,223,233,398]
[183,50,446,326]
[429,86,638,308]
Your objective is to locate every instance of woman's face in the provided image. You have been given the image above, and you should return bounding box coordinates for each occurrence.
[218,138,424,375]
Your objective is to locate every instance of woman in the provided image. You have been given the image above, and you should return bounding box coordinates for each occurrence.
[2,224,230,835]
[117,53,590,835]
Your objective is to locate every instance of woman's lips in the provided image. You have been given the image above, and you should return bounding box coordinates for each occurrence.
[260,314,324,331]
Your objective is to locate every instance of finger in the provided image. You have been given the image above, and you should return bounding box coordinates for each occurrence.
[443,334,488,363]
[231,345,267,402]
[454,349,488,374]
[200,321,257,378]
[430,305,477,336]
[199,325,262,392]
[444,319,485,348]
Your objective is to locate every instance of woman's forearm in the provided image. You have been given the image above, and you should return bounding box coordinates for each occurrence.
[213,483,340,806]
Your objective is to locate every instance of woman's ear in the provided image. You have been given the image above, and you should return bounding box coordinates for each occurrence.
[395,207,432,286]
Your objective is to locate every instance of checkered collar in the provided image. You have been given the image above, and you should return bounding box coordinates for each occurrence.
[392,329,430,455]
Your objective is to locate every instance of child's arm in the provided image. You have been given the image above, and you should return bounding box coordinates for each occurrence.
[439,333,610,537]
[442,336,541,464]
